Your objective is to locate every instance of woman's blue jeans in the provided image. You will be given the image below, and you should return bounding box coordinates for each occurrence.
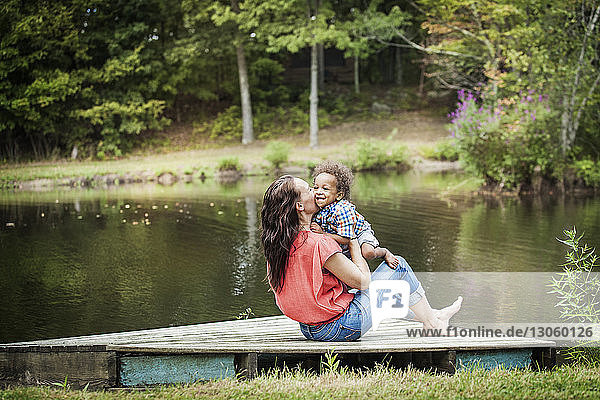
[299,256,425,341]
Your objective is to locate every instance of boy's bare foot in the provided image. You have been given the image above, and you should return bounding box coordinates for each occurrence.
[435,296,463,321]
[423,297,463,333]
[384,250,399,268]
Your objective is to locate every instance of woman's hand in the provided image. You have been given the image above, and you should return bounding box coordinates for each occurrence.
[310,222,324,234]
[323,252,371,290]
[324,238,371,290]
[348,238,367,268]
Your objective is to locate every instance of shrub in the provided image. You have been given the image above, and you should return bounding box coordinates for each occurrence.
[352,139,409,171]
[255,105,307,139]
[354,139,387,170]
[217,157,240,172]
[389,144,409,168]
[434,139,459,161]
[550,228,599,323]
[264,141,291,169]
[306,160,317,175]
[449,89,561,190]
[549,228,600,365]
[210,106,242,140]
[573,159,600,188]
[419,140,459,162]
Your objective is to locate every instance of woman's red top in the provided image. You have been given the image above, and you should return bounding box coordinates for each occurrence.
[269,231,354,325]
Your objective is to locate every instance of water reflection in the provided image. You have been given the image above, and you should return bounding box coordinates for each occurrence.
[230,197,260,297]
[415,272,564,324]
[454,195,600,271]
[0,173,599,343]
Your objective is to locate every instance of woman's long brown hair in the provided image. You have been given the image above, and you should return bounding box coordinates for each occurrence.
[261,175,300,292]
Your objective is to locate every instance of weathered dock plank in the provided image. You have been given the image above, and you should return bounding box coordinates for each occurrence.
[0,350,117,389]
[0,316,555,388]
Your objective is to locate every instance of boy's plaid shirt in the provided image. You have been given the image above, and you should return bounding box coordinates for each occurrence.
[313,199,368,239]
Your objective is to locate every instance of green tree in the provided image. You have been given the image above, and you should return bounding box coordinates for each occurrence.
[414,0,599,158]
[0,1,85,159]
[211,0,255,144]
[340,2,413,93]
[555,3,599,156]
[241,0,352,148]
[72,0,176,158]
[356,0,600,189]
[0,0,182,160]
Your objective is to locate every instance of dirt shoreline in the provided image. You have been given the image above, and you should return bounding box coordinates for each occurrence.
[10,157,461,191]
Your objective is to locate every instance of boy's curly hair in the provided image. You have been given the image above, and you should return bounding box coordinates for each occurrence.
[312,160,354,201]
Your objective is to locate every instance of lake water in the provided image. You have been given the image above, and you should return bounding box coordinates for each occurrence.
[1,171,599,343]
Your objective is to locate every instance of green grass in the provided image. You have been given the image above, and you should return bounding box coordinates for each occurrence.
[2,365,600,399]
[216,156,241,172]
[0,138,397,189]
[418,139,460,162]
[0,146,268,189]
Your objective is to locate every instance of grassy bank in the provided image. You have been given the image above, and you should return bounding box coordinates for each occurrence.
[2,364,599,399]
[0,110,455,189]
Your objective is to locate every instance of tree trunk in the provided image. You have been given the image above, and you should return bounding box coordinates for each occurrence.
[354,54,360,94]
[395,46,403,86]
[175,95,181,124]
[232,0,254,145]
[560,94,571,157]
[315,0,324,89]
[310,43,319,148]
[558,4,600,157]
[387,47,394,82]
[41,135,50,158]
[318,43,325,88]
[418,42,426,98]
[418,59,425,98]
[29,134,40,160]
[236,44,254,144]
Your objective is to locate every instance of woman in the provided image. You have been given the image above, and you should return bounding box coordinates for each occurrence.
[261,175,462,341]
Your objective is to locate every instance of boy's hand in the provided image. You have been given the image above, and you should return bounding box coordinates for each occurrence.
[384,249,400,268]
[310,222,324,234]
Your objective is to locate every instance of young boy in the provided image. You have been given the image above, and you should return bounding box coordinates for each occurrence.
[310,160,399,267]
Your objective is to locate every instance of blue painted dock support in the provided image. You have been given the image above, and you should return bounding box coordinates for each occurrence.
[456,349,532,370]
[119,354,235,386]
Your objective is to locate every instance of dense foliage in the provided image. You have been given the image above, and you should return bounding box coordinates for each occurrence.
[0,0,418,161]
[0,0,181,159]
[432,0,600,190]
[1,0,599,191]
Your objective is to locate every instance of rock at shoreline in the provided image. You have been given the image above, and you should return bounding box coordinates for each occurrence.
[103,174,121,185]
[140,170,156,182]
[371,102,392,114]
[158,172,178,186]
[216,169,243,183]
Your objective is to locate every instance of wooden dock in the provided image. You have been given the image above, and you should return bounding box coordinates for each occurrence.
[0,316,555,389]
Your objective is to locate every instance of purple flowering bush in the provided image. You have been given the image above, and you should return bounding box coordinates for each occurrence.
[449,89,561,190]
